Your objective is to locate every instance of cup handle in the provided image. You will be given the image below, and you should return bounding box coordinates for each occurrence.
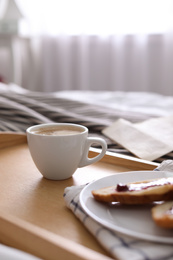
[78,137,107,167]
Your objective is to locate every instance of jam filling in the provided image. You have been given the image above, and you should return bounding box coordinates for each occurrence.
[116,177,173,192]
[116,183,128,192]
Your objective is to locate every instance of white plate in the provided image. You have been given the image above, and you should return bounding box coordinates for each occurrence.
[80,171,173,243]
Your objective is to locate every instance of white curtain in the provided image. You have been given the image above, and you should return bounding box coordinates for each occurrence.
[2,0,173,95]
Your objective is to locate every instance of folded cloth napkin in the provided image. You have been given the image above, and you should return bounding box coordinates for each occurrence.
[64,160,173,260]
[102,117,173,161]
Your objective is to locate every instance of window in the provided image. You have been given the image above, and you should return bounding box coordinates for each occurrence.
[17,0,173,35]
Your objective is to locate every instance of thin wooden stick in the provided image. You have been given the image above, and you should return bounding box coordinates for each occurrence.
[0,211,113,260]
[89,148,159,170]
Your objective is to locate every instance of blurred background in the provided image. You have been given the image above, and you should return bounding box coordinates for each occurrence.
[0,0,173,95]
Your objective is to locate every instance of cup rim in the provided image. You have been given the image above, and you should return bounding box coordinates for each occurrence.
[26,123,88,136]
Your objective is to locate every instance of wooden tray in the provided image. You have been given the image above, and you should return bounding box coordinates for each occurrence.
[0,132,159,260]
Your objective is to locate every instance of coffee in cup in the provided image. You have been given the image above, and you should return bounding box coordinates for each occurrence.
[26,123,107,180]
[32,126,83,136]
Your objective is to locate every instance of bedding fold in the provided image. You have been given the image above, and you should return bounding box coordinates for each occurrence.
[1,83,173,163]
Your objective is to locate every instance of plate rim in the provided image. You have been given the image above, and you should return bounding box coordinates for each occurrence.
[80,170,173,244]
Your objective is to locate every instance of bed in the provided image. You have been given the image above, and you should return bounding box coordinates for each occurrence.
[1,82,173,164]
[1,82,173,259]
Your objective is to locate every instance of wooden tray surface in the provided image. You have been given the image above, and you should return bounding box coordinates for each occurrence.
[0,133,159,260]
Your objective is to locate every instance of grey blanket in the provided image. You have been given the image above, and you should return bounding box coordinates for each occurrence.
[0,84,172,163]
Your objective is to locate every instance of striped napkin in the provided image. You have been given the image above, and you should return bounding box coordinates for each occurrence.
[64,160,173,260]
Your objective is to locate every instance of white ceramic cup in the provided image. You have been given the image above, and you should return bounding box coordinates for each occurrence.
[26,123,107,180]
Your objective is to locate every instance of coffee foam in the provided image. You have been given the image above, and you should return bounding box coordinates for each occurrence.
[32,126,83,136]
